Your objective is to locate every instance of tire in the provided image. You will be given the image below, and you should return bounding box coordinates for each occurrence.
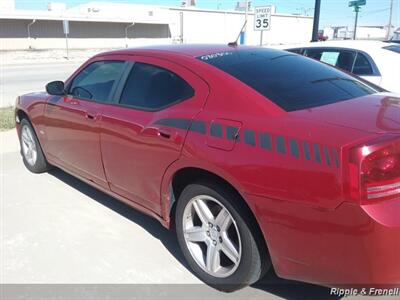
[175,182,270,292]
[19,118,50,173]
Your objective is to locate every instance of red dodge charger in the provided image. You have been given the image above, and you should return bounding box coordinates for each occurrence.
[15,45,400,291]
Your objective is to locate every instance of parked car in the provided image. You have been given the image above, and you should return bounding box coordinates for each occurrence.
[387,39,400,44]
[15,45,400,291]
[279,40,400,93]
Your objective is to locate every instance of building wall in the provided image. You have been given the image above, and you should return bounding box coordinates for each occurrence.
[356,27,387,40]
[323,25,389,41]
[0,19,171,50]
[0,6,313,50]
[0,0,15,11]
[170,9,313,46]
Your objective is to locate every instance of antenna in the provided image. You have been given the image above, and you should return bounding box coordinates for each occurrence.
[228,20,247,47]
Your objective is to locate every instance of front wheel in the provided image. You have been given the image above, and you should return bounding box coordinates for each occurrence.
[175,182,270,292]
[19,119,50,173]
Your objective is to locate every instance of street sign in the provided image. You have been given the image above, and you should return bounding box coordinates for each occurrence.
[62,20,69,35]
[349,0,366,7]
[254,6,271,31]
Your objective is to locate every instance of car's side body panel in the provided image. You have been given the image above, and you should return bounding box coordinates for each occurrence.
[15,92,49,148]
[15,45,400,287]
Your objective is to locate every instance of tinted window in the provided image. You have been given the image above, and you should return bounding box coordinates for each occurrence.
[352,53,373,75]
[383,45,400,54]
[119,62,194,110]
[198,48,376,111]
[69,61,124,102]
[305,48,356,72]
[287,48,303,55]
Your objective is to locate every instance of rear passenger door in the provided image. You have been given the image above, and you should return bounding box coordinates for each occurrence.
[100,56,209,214]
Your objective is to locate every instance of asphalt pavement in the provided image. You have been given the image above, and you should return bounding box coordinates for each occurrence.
[2,130,392,300]
[1,62,80,107]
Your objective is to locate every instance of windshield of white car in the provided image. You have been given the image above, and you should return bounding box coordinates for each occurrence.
[383,45,400,54]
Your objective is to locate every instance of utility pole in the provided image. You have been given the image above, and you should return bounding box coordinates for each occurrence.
[353,6,359,39]
[244,0,249,44]
[311,0,321,42]
[386,0,394,40]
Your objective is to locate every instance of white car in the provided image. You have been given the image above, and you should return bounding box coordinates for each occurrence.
[276,41,400,93]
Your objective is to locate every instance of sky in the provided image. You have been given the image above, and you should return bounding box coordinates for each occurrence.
[15,0,400,28]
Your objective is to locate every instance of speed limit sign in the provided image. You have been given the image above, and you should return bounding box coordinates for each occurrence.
[254,6,271,31]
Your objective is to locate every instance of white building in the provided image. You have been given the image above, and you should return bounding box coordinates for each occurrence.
[0,0,15,11]
[0,1,313,50]
[323,25,395,41]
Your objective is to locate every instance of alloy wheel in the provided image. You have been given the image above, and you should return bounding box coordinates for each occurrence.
[182,195,242,278]
[21,125,37,166]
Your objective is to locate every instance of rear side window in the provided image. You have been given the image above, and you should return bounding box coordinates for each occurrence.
[69,61,124,102]
[304,48,356,72]
[198,48,376,112]
[287,48,303,55]
[119,62,194,110]
[383,45,400,54]
[353,53,373,75]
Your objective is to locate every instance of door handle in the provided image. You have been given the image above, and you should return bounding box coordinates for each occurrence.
[85,112,97,120]
[158,129,171,139]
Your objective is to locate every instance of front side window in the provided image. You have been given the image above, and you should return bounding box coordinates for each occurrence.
[198,48,376,112]
[69,61,125,102]
[119,62,194,110]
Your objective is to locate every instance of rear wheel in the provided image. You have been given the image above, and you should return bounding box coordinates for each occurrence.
[175,182,270,292]
[19,119,50,173]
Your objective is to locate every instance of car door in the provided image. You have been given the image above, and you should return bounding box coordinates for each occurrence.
[99,56,209,214]
[44,59,126,188]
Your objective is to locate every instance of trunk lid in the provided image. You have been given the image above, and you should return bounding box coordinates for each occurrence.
[291,93,400,134]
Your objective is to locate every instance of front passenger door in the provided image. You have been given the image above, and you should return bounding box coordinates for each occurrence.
[44,60,126,188]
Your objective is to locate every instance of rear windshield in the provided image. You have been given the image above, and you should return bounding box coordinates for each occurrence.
[198,48,376,111]
[383,45,400,54]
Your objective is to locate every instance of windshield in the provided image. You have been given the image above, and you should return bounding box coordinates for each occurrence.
[197,48,377,111]
[383,45,400,54]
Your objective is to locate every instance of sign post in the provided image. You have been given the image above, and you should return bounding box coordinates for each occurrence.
[348,0,366,40]
[254,6,271,46]
[62,20,70,59]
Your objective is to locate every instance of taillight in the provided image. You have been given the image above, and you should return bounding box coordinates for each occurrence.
[360,143,400,202]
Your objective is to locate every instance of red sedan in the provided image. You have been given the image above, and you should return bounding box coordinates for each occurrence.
[15,45,400,291]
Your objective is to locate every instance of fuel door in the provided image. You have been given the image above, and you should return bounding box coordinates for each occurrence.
[206,119,242,151]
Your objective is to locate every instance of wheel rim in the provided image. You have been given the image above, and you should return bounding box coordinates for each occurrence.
[21,125,37,166]
[182,195,242,278]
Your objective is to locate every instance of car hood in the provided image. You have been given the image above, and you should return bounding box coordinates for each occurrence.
[291,93,400,134]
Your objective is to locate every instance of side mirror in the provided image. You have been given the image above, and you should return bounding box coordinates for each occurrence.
[46,81,65,96]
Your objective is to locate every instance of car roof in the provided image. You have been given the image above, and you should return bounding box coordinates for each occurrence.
[280,40,397,52]
[98,44,257,58]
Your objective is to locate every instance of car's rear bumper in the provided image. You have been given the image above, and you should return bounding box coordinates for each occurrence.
[246,193,400,286]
